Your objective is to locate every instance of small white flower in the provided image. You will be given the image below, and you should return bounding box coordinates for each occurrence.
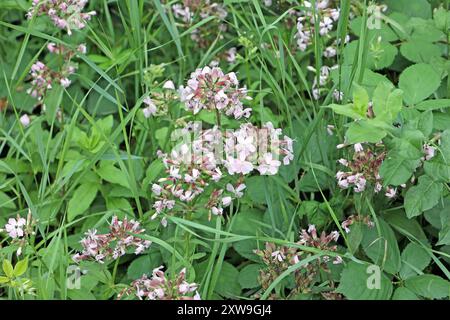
[20,114,31,127]
[222,196,232,207]
[211,206,223,216]
[354,143,363,153]
[4,217,26,239]
[163,80,175,90]
[152,184,163,196]
[385,187,396,199]
[338,159,348,166]
[60,77,71,88]
[226,183,246,198]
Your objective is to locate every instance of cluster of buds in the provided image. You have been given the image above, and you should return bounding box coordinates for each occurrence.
[341,214,374,233]
[172,1,228,48]
[255,225,342,298]
[27,43,86,100]
[142,80,177,118]
[294,1,341,52]
[26,0,96,35]
[0,210,37,256]
[118,266,200,300]
[72,216,151,264]
[179,66,251,119]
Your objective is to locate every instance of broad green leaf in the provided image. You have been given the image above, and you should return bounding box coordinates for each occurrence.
[13,258,28,277]
[372,82,393,120]
[392,287,420,300]
[327,103,365,120]
[400,40,442,63]
[404,175,443,218]
[215,262,241,298]
[238,264,262,289]
[352,84,369,116]
[97,163,130,188]
[379,156,419,186]
[337,261,393,300]
[67,183,99,222]
[346,120,387,144]
[361,219,401,274]
[2,260,13,278]
[416,99,450,111]
[405,275,450,299]
[399,63,441,105]
[399,243,431,280]
[385,210,428,244]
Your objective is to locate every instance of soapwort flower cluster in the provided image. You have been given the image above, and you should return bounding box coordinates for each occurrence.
[150,66,294,224]
[27,0,96,35]
[72,216,151,263]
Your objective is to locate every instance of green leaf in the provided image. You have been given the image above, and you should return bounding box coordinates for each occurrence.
[372,82,393,120]
[379,156,420,186]
[352,84,369,116]
[392,287,420,300]
[399,243,431,280]
[404,175,443,218]
[0,191,16,209]
[347,222,364,255]
[361,219,401,274]
[385,0,431,19]
[346,120,387,144]
[327,103,365,120]
[97,163,130,188]
[13,258,28,277]
[399,63,441,105]
[238,264,262,289]
[67,183,99,222]
[400,40,442,64]
[2,260,14,278]
[215,262,241,298]
[416,99,450,111]
[0,276,9,284]
[405,275,450,299]
[337,261,393,300]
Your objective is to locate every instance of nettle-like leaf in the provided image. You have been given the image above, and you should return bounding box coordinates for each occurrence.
[337,261,393,300]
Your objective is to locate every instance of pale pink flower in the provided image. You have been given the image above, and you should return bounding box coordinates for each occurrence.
[4,217,26,239]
